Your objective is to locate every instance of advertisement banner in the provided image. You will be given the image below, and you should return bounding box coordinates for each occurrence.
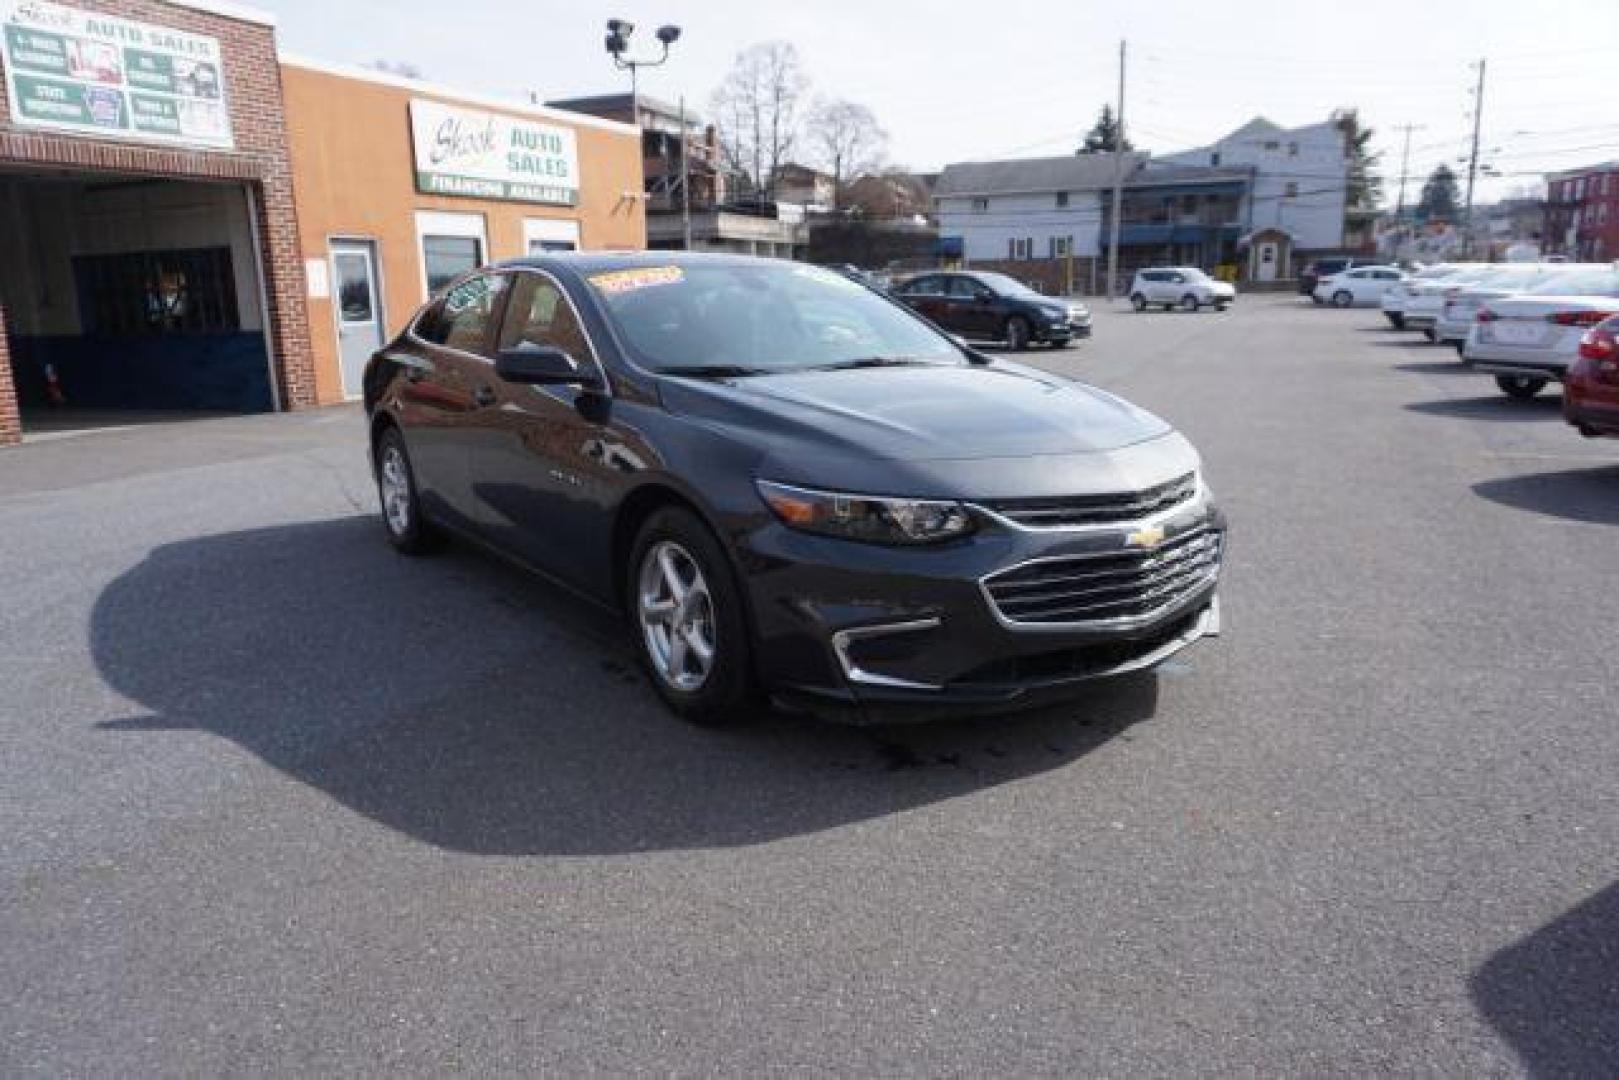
[1,0,233,149]
[410,98,579,206]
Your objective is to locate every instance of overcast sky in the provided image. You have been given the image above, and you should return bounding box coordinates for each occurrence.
[255,0,1619,204]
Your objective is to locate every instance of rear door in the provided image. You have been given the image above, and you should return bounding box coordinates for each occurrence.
[400,271,511,529]
[897,275,951,327]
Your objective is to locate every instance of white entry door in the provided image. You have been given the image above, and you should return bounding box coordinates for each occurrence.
[331,240,384,400]
[1256,242,1279,282]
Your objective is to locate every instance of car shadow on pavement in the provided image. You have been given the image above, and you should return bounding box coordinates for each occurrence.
[1470,881,1619,1077]
[89,517,1160,856]
[1394,362,1476,377]
[1473,464,1619,526]
[1405,396,1564,423]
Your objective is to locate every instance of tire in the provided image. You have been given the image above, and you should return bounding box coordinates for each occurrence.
[1005,315,1031,351]
[1386,312,1406,329]
[1332,290,1353,308]
[1453,342,1466,359]
[628,506,757,726]
[1215,304,1229,312]
[1496,374,1548,400]
[1180,294,1200,312]
[374,425,445,555]
[1423,327,1438,343]
[1130,293,1147,312]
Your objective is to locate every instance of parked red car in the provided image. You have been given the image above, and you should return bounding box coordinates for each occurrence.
[1565,315,1619,438]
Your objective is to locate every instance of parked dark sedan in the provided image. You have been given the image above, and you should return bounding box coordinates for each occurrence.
[364,254,1222,726]
[892,270,1091,349]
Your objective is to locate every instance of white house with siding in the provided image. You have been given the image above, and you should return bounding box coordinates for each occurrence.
[1159,114,1355,255]
[935,155,1135,263]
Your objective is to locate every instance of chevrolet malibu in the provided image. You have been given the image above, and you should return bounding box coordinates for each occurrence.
[363,254,1224,725]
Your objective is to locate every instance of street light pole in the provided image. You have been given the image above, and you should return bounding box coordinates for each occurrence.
[605,18,683,243]
[1461,58,1487,259]
[679,95,692,250]
[1106,39,1127,301]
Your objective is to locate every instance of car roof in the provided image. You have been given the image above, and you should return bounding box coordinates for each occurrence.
[494,250,795,276]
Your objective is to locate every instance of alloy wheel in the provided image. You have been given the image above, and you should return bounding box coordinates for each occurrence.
[379,444,412,536]
[637,540,718,692]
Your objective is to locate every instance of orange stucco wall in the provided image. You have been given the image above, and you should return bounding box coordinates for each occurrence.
[281,62,646,404]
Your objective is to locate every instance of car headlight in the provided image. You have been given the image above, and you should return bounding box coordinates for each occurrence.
[756,480,974,545]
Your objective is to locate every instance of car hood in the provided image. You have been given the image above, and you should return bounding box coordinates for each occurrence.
[659,362,1172,467]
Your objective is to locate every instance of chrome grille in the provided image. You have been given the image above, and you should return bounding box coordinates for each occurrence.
[983,529,1221,626]
[983,472,1196,528]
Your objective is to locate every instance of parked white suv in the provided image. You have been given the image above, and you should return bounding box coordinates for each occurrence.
[1129,268,1236,312]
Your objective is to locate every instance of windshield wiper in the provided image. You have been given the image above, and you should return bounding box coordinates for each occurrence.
[660,365,769,379]
[808,356,939,371]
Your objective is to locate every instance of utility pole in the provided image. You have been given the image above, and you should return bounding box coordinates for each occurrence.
[678,95,692,250]
[1392,123,1425,219]
[1106,39,1127,300]
[1462,59,1486,258]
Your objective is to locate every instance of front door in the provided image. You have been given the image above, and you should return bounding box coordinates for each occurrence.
[1256,243,1279,282]
[331,240,384,399]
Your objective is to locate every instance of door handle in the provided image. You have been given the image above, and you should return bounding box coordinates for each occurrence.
[474,385,497,408]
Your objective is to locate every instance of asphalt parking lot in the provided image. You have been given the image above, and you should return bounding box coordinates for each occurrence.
[2,295,1616,1075]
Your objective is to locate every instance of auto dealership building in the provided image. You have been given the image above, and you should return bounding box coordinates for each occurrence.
[0,0,645,445]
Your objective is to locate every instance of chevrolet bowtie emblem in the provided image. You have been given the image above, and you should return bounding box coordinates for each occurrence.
[1126,524,1166,550]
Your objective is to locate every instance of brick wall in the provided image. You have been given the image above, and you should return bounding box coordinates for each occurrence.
[0,303,17,446]
[0,0,314,433]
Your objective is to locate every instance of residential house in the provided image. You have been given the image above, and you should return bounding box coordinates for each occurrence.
[1545,163,1619,260]
[547,92,804,258]
[934,153,1249,293]
[1159,111,1358,280]
[773,163,836,211]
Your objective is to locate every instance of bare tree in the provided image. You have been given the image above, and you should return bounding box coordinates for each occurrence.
[808,99,887,211]
[709,41,808,201]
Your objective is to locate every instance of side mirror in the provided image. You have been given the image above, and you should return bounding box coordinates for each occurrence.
[495,342,599,387]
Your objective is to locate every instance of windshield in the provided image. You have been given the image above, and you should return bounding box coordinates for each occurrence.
[971,271,1046,300]
[589,262,963,374]
[1529,269,1619,296]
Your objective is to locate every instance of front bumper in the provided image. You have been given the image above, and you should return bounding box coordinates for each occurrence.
[740,488,1226,724]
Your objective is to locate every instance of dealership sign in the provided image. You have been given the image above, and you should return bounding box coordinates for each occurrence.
[1,0,233,148]
[410,98,579,206]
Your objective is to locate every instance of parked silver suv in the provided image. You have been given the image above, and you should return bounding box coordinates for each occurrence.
[1129,268,1236,313]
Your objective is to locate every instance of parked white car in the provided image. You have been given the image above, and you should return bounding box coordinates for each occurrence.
[1436,263,1606,351]
[1314,265,1406,307]
[1463,267,1619,398]
[1381,264,1468,329]
[1129,268,1236,312]
[1403,264,1497,337]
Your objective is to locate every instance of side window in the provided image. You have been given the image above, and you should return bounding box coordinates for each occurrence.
[438,273,509,356]
[1169,273,1185,284]
[412,298,449,344]
[947,276,984,299]
[498,273,592,360]
[904,276,942,297]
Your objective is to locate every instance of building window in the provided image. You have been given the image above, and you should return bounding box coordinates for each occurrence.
[1287,141,1299,157]
[422,235,483,295]
[972,197,989,213]
[1055,191,1069,208]
[1009,237,1033,260]
[1284,182,1299,197]
[1263,140,1280,151]
[1210,152,1220,167]
[1050,236,1073,258]
[72,247,240,337]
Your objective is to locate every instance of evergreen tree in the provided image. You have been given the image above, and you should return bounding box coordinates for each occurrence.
[1079,105,1133,154]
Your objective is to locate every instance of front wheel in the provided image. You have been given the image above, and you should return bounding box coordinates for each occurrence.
[1005,315,1031,350]
[629,507,756,726]
[1386,312,1406,329]
[1423,327,1438,343]
[1496,374,1548,400]
[1332,290,1353,308]
[375,426,445,555]
[1180,294,1200,312]
[1130,293,1147,312]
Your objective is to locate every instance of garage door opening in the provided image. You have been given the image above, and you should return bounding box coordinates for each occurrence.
[0,170,276,436]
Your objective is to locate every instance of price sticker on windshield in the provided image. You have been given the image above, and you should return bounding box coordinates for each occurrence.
[590,266,684,294]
